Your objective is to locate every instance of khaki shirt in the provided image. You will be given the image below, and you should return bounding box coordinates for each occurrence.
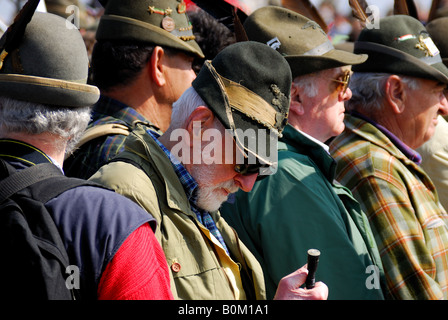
[90,124,266,300]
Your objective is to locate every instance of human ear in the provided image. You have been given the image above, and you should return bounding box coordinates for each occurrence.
[150,46,166,87]
[385,75,406,114]
[289,83,305,116]
[185,106,215,147]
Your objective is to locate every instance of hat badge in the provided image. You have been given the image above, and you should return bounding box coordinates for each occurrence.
[267,37,281,50]
[415,35,439,57]
[147,6,172,15]
[147,5,176,32]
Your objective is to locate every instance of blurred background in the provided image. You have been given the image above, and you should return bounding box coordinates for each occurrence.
[1,0,447,51]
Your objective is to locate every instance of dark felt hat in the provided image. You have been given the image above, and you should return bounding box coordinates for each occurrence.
[192,41,291,167]
[0,12,99,107]
[426,17,448,67]
[353,15,448,84]
[96,0,204,58]
[243,6,367,77]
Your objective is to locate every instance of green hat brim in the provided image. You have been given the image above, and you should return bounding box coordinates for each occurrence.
[0,74,100,107]
[286,49,367,77]
[353,41,448,84]
[96,15,204,58]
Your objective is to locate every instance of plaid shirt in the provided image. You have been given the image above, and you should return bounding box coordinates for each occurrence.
[330,113,448,300]
[145,129,230,255]
[64,95,159,179]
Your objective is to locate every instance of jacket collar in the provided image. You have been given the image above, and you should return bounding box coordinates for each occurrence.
[0,139,53,166]
[344,113,422,166]
[349,111,422,165]
[278,124,337,182]
[123,124,197,217]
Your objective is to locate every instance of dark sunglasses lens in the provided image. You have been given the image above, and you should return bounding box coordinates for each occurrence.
[234,163,263,176]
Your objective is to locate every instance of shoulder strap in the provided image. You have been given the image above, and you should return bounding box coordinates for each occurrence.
[0,161,63,203]
[0,159,104,204]
[76,123,130,149]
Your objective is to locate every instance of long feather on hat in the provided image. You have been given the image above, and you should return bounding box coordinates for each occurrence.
[0,0,40,70]
[394,0,419,19]
[428,0,442,22]
[348,0,371,27]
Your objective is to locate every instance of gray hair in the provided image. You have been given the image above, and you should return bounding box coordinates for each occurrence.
[346,72,420,113]
[293,72,320,98]
[0,96,91,154]
[170,86,210,128]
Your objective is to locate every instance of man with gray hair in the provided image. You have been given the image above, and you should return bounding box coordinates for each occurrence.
[329,15,448,299]
[0,10,172,300]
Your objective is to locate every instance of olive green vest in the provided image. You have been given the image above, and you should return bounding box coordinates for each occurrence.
[90,124,266,300]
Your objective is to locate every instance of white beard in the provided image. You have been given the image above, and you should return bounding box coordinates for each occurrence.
[192,162,239,212]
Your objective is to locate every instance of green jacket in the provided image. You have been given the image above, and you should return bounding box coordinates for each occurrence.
[89,124,266,300]
[221,124,386,300]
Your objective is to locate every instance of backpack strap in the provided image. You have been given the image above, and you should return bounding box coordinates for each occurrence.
[0,159,105,204]
[0,160,63,203]
[75,123,130,149]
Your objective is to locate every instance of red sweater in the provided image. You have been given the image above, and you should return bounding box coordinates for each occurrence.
[97,223,173,300]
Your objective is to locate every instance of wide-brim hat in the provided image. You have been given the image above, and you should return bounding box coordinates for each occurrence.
[96,0,204,58]
[353,15,448,84]
[0,12,99,107]
[243,6,367,77]
[426,17,448,67]
[192,41,291,168]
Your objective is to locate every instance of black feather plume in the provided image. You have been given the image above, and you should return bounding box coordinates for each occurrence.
[0,0,40,70]
[189,0,248,31]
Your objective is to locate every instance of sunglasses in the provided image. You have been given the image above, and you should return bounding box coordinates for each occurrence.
[234,156,270,176]
[330,70,351,94]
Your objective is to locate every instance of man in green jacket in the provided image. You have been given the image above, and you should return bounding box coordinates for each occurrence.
[90,41,328,300]
[330,15,448,299]
[221,6,386,300]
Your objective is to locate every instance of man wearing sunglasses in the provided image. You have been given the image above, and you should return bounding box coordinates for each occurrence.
[221,6,386,300]
[89,41,328,300]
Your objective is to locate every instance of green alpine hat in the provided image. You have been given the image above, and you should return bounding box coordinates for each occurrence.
[426,17,448,67]
[192,41,291,168]
[353,15,448,84]
[96,0,204,58]
[0,12,99,108]
[243,6,367,77]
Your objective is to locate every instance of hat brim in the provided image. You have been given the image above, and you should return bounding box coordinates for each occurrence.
[96,15,204,58]
[285,49,367,77]
[353,41,448,84]
[0,74,100,107]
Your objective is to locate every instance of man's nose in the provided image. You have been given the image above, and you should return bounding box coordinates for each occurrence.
[233,173,258,192]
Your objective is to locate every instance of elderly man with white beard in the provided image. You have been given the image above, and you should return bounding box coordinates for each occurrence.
[89,41,328,301]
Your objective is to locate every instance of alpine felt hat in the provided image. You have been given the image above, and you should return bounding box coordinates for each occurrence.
[0,12,99,108]
[353,15,448,84]
[192,41,291,169]
[243,6,367,77]
[426,17,448,67]
[96,0,204,58]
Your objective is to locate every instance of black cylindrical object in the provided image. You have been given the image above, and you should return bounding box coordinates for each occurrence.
[305,249,320,289]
